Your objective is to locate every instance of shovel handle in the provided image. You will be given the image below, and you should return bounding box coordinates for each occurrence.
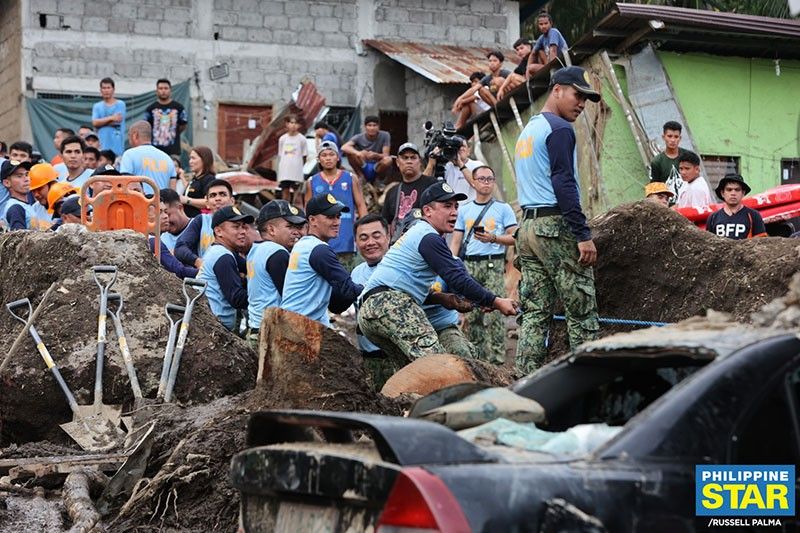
[2,283,58,375]
[107,292,123,317]
[92,265,118,274]
[5,298,32,324]
[92,265,118,292]
[183,278,207,305]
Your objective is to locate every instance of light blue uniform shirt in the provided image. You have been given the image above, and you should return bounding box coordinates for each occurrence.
[58,168,94,191]
[198,244,237,330]
[514,113,579,209]
[361,221,439,305]
[92,99,126,157]
[351,261,382,353]
[119,144,176,195]
[1,198,33,229]
[455,200,517,256]
[198,214,214,258]
[0,183,8,218]
[246,240,287,330]
[30,202,53,230]
[281,235,334,326]
[161,223,188,253]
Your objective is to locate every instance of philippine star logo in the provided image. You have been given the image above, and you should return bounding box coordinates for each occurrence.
[696,465,794,527]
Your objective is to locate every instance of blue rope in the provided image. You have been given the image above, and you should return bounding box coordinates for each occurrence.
[552,315,670,327]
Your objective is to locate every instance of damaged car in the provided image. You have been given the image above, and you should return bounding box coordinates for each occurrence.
[230,323,800,532]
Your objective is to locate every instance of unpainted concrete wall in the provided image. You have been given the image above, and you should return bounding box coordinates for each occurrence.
[0,0,23,142]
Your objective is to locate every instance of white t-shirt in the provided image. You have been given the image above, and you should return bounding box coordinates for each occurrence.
[277,133,307,183]
[444,158,483,205]
[676,176,714,209]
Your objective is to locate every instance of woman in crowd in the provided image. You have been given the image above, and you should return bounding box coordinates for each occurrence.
[180,146,215,218]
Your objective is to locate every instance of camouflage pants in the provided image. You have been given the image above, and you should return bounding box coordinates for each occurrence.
[337,252,361,273]
[437,325,474,359]
[359,289,443,389]
[463,257,507,365]
[515,216,599,375]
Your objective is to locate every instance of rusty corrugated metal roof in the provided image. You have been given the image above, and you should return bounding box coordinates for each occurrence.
[364,40,519,84]
[572,2,800,61]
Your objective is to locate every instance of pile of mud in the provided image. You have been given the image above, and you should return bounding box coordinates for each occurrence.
[0,227,257,444]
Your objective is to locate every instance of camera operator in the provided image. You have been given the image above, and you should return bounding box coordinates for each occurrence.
[424,136,483,205]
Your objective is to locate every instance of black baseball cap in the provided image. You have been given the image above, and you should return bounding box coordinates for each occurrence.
[397,142,420,156]
[306,193,350,216]
[212,205,254,228]
[420,181,468,207]
[0,160,32,181]
[550,66,601,102]
[715,174,751,200]
[92,164,121,177]
[257,199,307,225]
[60,195,83,217]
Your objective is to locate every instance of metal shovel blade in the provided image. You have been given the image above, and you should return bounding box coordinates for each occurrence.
[97,421,156,515]
[73,404,123,427]
[60,413,125,453]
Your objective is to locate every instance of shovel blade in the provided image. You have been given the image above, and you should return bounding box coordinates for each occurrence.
[60,414,125,452]
[74,404,124,426]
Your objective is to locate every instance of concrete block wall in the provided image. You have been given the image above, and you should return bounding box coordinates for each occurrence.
[405,70,464,148]
[0,0,23,142]
[17,0,519,151]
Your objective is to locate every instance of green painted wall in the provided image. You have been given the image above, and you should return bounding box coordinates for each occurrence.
[480,51,800,213]
[660,51,800,194]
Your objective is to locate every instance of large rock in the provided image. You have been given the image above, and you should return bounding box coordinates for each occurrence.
[0,228,257,444]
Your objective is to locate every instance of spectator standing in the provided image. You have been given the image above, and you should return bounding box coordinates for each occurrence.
[281,193,364,326]
[144,79,188,156]
[180,146,216,218]
[85,134,101,150]
[97,150,116,169]
[381,142,436,237]
[706,174,766,240]
[83,146,100,170]
[159,188,192,252]
[50,128,74,166]
[305,141,368,270]
[78,125,94,139]
[0,160,34,230]
[8,142,32,163]
[450,165,517,364]
[650,121,689,201]
[57,136,94,190]
[120,120,176,194]
[277,114,307,203]
[675,151,713,209]
[513,66,601,375]
[197,206,253,331]
[528,12,569,76]
[314,121,341,149]
[91,78,126,157]
[341,116,393,184]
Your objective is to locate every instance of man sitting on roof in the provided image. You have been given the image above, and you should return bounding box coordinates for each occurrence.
[527,12,569,77]
[452,72,493,129]
[497,38,533,101]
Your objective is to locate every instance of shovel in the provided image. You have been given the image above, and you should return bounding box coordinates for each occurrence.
[107,293,144,432]
[156,303,186,401]
[76,265,123,425]
[163,278,207,403]
[6,298,123,452]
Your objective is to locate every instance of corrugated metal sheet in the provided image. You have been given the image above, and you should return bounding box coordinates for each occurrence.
[572,2,800,61]
[364,40,518,84]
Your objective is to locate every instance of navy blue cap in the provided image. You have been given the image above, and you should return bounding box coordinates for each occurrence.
[92,164,121,177]
[1,160,32,181]
[212,205,254,228]
[550,66,601,102]
[257,199,307,225]
[60,195,83,217]
[306,193,350,216]
[420,181,468,207]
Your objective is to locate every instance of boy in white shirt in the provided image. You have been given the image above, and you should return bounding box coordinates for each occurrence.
[675,150,713,209]
[277,114,307,204]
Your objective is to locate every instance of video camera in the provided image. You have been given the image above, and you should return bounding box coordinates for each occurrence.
[423,121,464,179]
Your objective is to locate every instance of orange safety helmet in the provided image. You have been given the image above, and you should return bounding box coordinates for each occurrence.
[29,163,59,191]
[47,182,78,214]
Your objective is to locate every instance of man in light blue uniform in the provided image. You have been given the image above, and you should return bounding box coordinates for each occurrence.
[281,193,363,326]
[57,136,94,190]
[513,66,601,374]
[28,162,59,230]
[0,160,34,230]
[120,120,176,195]
[359,182,518,367]
[305,141,368,270]
[246,200,307,340]
[159,188,191,252]
[198,205,253,331]
[175,179,235,268]
[451,164,517,364]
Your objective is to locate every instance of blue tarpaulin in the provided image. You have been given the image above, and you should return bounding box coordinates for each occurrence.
[26,79,192,162]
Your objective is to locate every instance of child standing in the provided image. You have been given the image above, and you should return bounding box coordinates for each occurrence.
[277,115,307,203]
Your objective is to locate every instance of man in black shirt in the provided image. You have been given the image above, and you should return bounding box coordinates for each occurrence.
[706,174,766,240]
[497,38,533,100]
[381,142,436,238]
[144,78,188,156]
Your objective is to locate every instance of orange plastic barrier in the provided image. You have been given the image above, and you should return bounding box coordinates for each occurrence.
[80,176,160,259]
